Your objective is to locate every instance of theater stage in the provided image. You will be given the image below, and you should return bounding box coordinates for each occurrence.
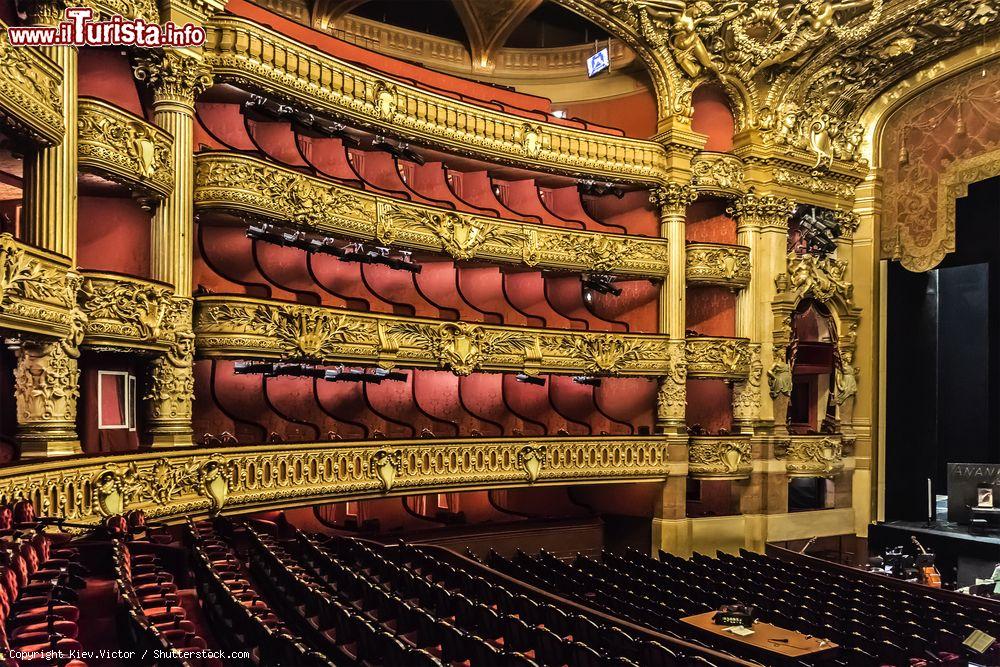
[869,520,1000,588]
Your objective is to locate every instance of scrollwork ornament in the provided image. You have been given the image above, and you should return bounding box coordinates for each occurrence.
[688,438,752,479]
[133,52,213,106]
[650,183,697,214]
[517,444,547,483]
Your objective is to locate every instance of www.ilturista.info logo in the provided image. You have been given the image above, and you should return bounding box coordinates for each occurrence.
[7,7,206,47]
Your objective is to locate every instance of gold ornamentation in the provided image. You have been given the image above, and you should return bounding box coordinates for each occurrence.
[768,359,794,399]
[782,435,844,477]
[773,168,857,199]
[727,192,797,230]
[656,344,687,426]
[0,235,75,338]
[732,345,763,423]
[77,98,173,197]
[0,22,63,145]
[685,336,752,379]
[0,436,675,524]
[688,437,752,479]
[196,154,669,277]
[196,295,671,377]
[650,183,698,214]
[685,243,751,289]
[133,51,213,106]
[13,338,79,427]
[690,152,745,195]
[833,348,858,406]
[203,17,669,184]
[78,272,173,346]
[370,449,402,492]
[517,444,547,483]
[778,252,852,302]
[146,298,196,432]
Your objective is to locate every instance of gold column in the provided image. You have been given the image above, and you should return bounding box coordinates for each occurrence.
[650,184,697,435]
[15,1,83,457]
[134,52,212,447]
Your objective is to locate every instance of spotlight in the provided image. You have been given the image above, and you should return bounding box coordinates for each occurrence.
[578,180,624,199]
[573,376,602,387]
[515,373,545,386]
[372,136,425,165]
[582,273,622,297]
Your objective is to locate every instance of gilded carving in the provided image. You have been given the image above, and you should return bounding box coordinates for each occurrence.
[78,98,174,197]
[133,51,213,106]
[93,456,231,517]
[13,339,79,426]
[78,273,173,344]
[204,17,669,183]
[783,436,844,477]
[196,154,669,277]
[685,243,751,289]
[656,344,687,427]
[690,152,745,195]
[517,445,547,483]
[778,251,852,302]
[0,22,63,145]
[685,336,752,379]
[732,346,763,424]
[147,299,196,431]
[688,437,752,479]
[196,296,671,377]
[650,182,697,214]
[833,348,858,407]
[370,449,402,492]
[727,192,797,230]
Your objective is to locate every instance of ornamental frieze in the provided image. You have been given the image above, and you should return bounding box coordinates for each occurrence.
[78,98,174,198]
[685,243,751,289]
[0,436,676,524]
[688,437,753,480]
[0,234,75,338]
[0,23,63,146]
[78,272,173,349]
[684,336,753,379]
[195,295,671,377]
[779,435,845,477]
[690,152,745,197]
[203,17,669,184]
[194,153,670,278]
[777,252,852,303]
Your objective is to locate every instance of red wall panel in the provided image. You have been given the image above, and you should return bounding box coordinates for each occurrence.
[77,196,150,277]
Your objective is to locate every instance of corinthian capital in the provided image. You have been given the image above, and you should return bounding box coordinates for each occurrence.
[727,192,797,230]
[650,183,697,215]
[134,51,213,107]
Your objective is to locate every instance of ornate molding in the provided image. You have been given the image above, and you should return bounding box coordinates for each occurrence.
[194,295,671,377]
[779,435,844,477]
[688,437,752,480]
[684,336,752,379]
[146,298,196,438]
[203,16,669,184]
[194,153,670,278]
[78,98,174,198]
[649,183,698,215]
[78,271,174,350]
[727,192,797,231]
[0,234,75,339]
[690,152,745,197]
[776,252,852,303]
[0,436,675,524]
[685,243,751,289]
[133,51,213,107]
[0,22,63,146]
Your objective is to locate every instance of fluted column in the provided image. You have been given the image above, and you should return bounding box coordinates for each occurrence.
[650,184,697,435]
[134,52,212,447]
[22,0,76,261]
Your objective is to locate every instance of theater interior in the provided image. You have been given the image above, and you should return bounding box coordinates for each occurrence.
[0,0,998,664]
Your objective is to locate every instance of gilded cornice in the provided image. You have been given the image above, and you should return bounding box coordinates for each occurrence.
[685,243,751,290]
[688,436,752,480]
[684,336,752,379]
[194,153,670,278]
[202,17,670,184]
[0,234,75,339]
[778,435,844,477]
[690,152,745,198]
[727,191,797,231]
[0,22,63,146]
[194,295,671,377]
[78,271,174,352]
[78,98,174,198]
[0,436,676,524]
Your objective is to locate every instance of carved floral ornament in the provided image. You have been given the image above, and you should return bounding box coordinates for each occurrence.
[133,51,213,105]
[0,234,76,336]
[196,297,671,377]
[688,437,752,479]
[78,273,174,345]
[194,153,669,278]
[777,251,852,303]
[685,243,751,288]
[684,336,753,379]
[0,22,63,145]
[0,438,673,524]
[690,152,745,195]
[780,435,844,477]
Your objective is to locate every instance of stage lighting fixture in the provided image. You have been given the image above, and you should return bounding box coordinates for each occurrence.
[578,180,624,199]
[573,376,602,386]
[582,273,622,297]
[515,373,546,386]
[372,136,426,165]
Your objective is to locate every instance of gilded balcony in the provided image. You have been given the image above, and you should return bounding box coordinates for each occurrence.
[203,17,669,184]
[0,436,678,524]
[684,336,752,379]
[688,436,752,480]
[194,295,671,377]
[690,152,745,197]
[780,435,844,478]
[0,234,75,338]
[78,271,175,352]
[685,243,751,289]
[194,153,669,278]
[78,98,174,198]
[0,23,63,146]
